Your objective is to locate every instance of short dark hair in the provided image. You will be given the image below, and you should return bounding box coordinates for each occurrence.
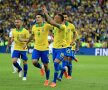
[36,13,44,18]
[62,12,67,16]
[57,14,64,22]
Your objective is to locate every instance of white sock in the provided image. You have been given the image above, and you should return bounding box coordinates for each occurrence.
[12,59,21,72]
[17,58,21,65]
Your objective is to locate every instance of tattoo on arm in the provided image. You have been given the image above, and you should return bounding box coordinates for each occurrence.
[44,13,61,29]
[44,13,52,24]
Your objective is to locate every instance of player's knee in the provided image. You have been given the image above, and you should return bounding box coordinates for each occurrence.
[23,61,27,65]
[13,60,17,64]
[12,58,17,63]
[54,59,60,63]
[32,60,38,65]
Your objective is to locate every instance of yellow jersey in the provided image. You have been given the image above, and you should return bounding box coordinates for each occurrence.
[65,22,75,47]
[32,23,52,51]
[12,27,29,51]
[53,24,67,48]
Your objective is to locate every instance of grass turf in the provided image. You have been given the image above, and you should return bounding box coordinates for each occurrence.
[0,54,108,90]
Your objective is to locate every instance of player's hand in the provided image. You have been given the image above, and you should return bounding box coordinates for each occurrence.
[23,44,27,50]
[6,46,9,53]
[70,42,75,46]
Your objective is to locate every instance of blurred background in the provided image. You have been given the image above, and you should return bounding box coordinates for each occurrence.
[0,0,108,48]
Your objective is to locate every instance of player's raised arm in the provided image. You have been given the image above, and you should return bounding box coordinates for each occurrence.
[42,6,63,29]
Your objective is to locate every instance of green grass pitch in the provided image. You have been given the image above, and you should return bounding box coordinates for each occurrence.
[0,54,108,90]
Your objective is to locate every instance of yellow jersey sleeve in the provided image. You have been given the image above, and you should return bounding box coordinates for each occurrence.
[45,23,53,30]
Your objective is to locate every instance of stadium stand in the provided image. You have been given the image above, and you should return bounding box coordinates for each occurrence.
[0,0,108,48]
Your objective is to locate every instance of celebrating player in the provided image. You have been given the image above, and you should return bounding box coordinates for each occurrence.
[24,13,52,86]
[6,29,21,73]
[11,16,29,80]
[58,13,78,80]
[42,6,68,87]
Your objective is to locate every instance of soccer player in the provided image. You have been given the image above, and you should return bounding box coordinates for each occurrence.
[42,6,67,87]
[58,13,78,80]
[6,29,21,73]
[11,16,29,80]
[24,13,52,86]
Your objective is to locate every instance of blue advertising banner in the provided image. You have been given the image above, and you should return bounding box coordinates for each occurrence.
[0,46,7,53]
[0,46,108,56]
[77,48,95,55]
[77,48,108,56]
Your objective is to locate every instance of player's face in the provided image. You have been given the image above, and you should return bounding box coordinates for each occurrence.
[36,15,43,24]
[15,19,22,28]
[63,15,69,21]
[54,15,61,23]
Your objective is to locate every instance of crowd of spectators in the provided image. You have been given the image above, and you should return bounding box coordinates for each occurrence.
[0,0,108,48]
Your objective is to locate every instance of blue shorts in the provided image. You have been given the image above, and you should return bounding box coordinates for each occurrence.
[66,47,74,57]
[66,47,76,60]
[52,48,66,61]
[32,49,49,64]
[12,50,28,61]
